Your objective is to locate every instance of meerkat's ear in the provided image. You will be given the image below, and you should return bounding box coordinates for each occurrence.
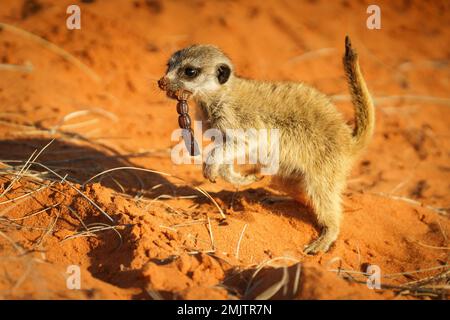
[216,64,231,84]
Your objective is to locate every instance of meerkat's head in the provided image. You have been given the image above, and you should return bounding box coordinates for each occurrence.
[158,45,233,99]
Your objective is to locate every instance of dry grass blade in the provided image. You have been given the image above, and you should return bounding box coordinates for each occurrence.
[347,266,449,298]
[51,108,119,133]
[59,118,99,130]
[375,95,450,106]
[401,269,450,288]
[169,219,207,228]
[0,219,51,231]
[0,23,100,82]
[383,265,449,279]
[254,266,289,300]
[235,223,248,259]
[374,192,448,216]
[34,209,60,248]
[186,249,215,255]
[292,263,302,296]
[331,94,450,106]
[62,223,123,249]
[330,263,449,298]
[0,182,54,206]
[61,108,118,123]
[1,160,114,222]
[193,186,225,219]
[0,194,33,218]
[287,48,336,64]
[413,241,450,250]
[150,194,198,202]
[1,200,62,222]
[0,119,35,130]
[84,167,171,185]
[245,256,300,297]
[207,216,215,252]
[65,205,89,231]
[146,287,164,300]
[0,150,36,198]
[1,139,54,198]
[144,198,184,215]
[0,230,25,254]
[0,62,33,73]
[328,264,450,283]
[159,225,177,232]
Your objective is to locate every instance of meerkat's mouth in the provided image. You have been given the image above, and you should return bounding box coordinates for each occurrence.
[157,77,183,100]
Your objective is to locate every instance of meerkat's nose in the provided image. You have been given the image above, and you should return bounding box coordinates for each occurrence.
[158,76,169,90]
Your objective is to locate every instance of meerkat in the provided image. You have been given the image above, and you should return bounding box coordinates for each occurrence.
[158,36,374,254]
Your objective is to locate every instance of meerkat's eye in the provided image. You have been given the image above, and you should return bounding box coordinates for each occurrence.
[184,67,199,78]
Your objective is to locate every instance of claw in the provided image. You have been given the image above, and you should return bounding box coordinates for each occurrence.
[303,233,333,255]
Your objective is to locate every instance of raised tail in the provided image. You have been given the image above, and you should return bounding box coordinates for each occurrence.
[343,36,375,153]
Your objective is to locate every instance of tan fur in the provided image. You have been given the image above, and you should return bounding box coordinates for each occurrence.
[159,36,374,254]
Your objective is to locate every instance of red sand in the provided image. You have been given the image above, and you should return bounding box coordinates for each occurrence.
[0,0,449,299]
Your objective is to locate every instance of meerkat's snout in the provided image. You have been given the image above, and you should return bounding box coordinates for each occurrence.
[157,76,169,90]
[157,75,181,99]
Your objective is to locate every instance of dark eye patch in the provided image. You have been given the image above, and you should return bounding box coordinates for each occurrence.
[167,50,183,72]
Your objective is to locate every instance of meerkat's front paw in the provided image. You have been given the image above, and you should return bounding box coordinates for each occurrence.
[230,173,260,186]
[243,174,260,184]
[202,163,220,183]
[218,164,261,186]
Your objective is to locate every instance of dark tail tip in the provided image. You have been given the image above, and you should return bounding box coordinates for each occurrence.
[344,35,357,62]
[345,35,352,54]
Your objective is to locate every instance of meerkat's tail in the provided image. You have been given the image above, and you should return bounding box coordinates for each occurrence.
[343,36,375,153]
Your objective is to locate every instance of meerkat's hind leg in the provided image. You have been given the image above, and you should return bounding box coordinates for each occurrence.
[303,173,344,254]
[303,195,341,254]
